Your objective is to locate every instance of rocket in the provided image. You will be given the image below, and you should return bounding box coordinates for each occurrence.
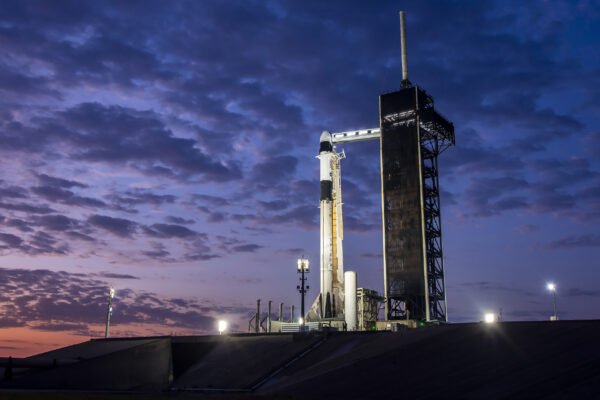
[311,131,345,319]
[319,131,335,318]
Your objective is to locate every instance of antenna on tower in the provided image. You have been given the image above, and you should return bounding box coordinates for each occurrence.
[399,11,411,88]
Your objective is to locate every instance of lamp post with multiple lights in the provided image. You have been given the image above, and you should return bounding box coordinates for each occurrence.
[297,257,310,331]
[105,287,115,338]
[547,282,558,321]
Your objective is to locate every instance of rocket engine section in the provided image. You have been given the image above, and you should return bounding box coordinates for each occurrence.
[312,131,345,319]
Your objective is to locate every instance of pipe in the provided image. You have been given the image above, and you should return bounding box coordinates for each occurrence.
[400,11,408,82]
[267,300,272,333]
[290,305,295,323]
[256,299,261,333]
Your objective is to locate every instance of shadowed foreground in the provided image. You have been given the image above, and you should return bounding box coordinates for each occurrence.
[2,320,599,399]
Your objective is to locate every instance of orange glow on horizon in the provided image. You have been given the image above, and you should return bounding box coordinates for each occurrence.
[0,322,222,357]
[0,327,87,358]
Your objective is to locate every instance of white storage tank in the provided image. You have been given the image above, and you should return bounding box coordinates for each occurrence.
[344,271,357,331]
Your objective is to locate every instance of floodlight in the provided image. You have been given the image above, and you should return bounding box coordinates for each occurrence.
[484,313,496,323]
[547,282,558,320]
[217,320,228,335]
[298,317,304,325]
[297,258,309,272]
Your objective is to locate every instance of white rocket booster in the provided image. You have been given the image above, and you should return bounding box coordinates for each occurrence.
[310,130,345,319]
[319,131,335,318]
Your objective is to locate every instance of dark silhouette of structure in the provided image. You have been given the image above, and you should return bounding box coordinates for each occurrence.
[380,84,454,322]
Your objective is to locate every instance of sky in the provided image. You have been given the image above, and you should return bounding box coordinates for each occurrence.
[0,0,599,357]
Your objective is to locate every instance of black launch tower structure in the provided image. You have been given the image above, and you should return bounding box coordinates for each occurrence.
[380,82,454,322]
[379,12,454,322]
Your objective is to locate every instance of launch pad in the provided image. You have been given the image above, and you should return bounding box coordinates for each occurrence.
[309,12,454,327]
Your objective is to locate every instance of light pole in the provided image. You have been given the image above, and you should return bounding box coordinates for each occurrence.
[297,257,310,331]
[547,282,558,321]
[105,287,115,338]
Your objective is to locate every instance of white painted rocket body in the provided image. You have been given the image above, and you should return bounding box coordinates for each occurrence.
[310,131,345,319]
[319,131,335,318]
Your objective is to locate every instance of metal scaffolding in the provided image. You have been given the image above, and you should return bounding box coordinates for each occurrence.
[419,95,454,321]
[357,288,384,331]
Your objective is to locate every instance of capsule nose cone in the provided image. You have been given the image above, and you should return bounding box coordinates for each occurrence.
[319,131,333,153]
[320,130,332,143]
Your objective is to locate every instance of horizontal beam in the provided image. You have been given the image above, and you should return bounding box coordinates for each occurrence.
[331,128,380,144]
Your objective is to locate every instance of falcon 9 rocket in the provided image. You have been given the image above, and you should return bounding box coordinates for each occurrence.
[312,131,345,319]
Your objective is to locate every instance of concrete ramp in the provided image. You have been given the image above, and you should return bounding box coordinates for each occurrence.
[261,321,600,399]
[1,338,172,391]
[172,333,322,390]
[260,327,446,393]
[28,337,163,361]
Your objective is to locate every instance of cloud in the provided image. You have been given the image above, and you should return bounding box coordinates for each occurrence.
[214,235,264,255]
[0,63,58,98]
[88,214,138,237]
[183,238,221,261]
[251,155,298,189]
[268,205,318,229]
[143,223,200,239]
[191,194,231,207]
[107,189,176,209]
[515,224,540,233]
[34,214,81,231]
[0,183,28,199]
[3,218,33,232]
[94,272,140,280]
[546,234,600,250]
[36,173,87,189]
[58,103,242,182]
[28,231,68,255]
[231,243,263,253]
[0,230,68,256]
[31,185,106,208]
[165,216,195,225]
[196,206,228,223]
[563,288,600,297]
[0,267,252,334]
[257,200,289,211]
[1,103,243,183]
[462,176,530,217]
[0,201,54,214]
[0,232,23,247]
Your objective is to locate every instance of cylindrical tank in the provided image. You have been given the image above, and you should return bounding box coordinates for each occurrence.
[344,271,357,331]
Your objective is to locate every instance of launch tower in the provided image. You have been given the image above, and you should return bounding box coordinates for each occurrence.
[312,12,454,325]
[380,83,454,322]
[380,12,454,321]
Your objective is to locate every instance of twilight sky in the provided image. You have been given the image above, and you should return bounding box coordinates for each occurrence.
[0,0,599,356]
